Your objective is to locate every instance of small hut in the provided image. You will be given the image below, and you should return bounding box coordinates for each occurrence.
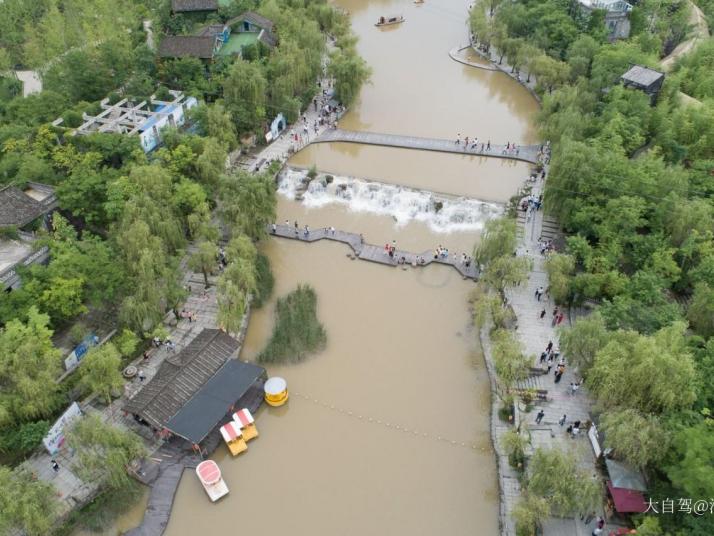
[621,65,665,103]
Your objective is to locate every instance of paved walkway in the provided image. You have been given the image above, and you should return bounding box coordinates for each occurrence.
[480,177,620,535]
[448,44,499,71]
[661,0,709,71]
[21,245,223,526]
[315,128,540,164]
[269,224,479,279]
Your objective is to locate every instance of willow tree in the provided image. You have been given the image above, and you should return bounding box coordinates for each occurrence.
[474,217,518,268]
[80,343,125,404]
[0,466,58,536]
[220,171,276,241]
[0,307,62,426]
[188,241,219,288]
[223,59,267,134]
[586,322,697,414]
[328,47,371,107]
[67,414,145,491]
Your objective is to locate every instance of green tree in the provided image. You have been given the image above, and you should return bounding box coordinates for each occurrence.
[189,241,219,288]
[328,47,371,107]
[544,253,574,304]
[483,255,532,296]
[600,409,670,469]
[67,414,146,491]
[526,448,601,516]
[687,283,714,338]
[666,422,714,498]
[587,322,697,414]
[557,312,609,374]
[220,171,276,240]
[113,329,139,357]
[196,137,228,190]
[0,307,61,426]
[223,59,267,134]
[491,328,531,394]
[80,343,125,404]
[474,217,518,267]
[513,493,550,536]
[0,466,58,536]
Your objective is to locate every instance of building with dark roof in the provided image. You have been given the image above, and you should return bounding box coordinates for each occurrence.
[621,65,665,102]
[0,183,55,290]
[0,183,56,229]
[227,11,277,48]
[158,35,218,59]
[124,329,266,446]
[171,0,218,13]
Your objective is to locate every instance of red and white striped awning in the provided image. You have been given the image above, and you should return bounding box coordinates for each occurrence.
[196,460,221,485]
[233,408,254,428]
[220,421,243,443]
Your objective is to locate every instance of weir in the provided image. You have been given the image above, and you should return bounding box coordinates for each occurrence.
[268,224,479,280]
[313,128,541,164]
[278,167,504,234]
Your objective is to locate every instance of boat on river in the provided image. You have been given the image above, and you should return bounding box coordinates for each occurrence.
[219,420,247,456]
[375,15,405,26]
[264,376,289,407]
[233,408,259,441]
[196,460,229,502]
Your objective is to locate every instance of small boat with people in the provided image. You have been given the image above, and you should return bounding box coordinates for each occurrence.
[375,15,405,26]
[196,460,229,502]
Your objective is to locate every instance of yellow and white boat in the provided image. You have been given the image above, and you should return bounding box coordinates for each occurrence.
[233,408,259,441]
[219,420,247,456]
[264,377,289,407]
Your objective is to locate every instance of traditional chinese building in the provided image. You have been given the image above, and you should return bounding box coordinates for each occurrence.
[577,0,632,40]
[171,0,218,14]
[621,65,665,103]
[124,329,266,449]
[0,183,56,291]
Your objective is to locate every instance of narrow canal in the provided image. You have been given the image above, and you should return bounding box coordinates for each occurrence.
[162,0,538,535]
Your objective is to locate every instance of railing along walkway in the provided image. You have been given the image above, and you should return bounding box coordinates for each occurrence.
[314,128,539,164]
[269,224,479,280]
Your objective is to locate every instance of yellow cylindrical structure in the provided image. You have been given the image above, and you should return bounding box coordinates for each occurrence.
[264,376,289,407]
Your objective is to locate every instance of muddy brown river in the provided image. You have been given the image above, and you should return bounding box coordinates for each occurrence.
[110,1,538,535]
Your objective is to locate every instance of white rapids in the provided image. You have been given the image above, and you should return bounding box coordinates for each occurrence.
[278,168,504,233]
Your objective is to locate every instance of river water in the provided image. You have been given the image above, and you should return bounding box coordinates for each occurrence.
[154,1,536,535]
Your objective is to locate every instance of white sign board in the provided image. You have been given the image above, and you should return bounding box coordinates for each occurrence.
[43,402,82,455]
[588,423,602,459]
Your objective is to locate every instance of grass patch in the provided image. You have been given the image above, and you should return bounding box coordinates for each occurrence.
[252,253,274,308]
[257,285,326,364]
[54,480,144,535]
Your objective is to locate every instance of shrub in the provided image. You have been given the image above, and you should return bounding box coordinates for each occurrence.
[258,285,326,364]
[252,253,274,308]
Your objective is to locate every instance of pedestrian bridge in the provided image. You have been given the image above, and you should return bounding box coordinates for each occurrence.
[269,224,479,280]
[314,128,541,164]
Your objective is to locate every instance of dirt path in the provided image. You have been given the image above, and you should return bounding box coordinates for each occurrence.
[661,0,710,71]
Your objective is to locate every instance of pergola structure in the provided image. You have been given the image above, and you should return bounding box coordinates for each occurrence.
[55,90,198,152]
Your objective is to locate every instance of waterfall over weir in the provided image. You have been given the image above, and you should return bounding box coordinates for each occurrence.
[278,168,504,234]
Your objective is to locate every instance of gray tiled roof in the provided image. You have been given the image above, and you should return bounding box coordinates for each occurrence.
[621,65,664,88]
[124,329,241,430]
[158,36,216,59]
[171,0,218,12]
[0,185,53,228]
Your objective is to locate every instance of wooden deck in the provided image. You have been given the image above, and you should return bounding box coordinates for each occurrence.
[125,445,201,536]
[269,224,479,280]
[314,129,540,164]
